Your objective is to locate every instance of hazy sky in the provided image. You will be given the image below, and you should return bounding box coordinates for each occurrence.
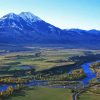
[0,0,100,30]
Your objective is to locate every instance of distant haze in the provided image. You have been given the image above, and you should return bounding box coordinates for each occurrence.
[0,0,100,30]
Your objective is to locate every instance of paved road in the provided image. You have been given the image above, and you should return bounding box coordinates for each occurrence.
[72,89,86,100]
[72,92,78,100]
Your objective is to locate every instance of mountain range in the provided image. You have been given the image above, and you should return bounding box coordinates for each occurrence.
[0,12,100,49]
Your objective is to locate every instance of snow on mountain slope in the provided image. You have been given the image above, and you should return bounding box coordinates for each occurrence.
[0,13,23,28]
[0,13,35,31]
[19,12,42,23]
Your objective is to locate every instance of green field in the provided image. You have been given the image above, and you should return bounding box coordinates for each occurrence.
[79,84,100,100]
[80,91,100,100]
[7,87,72,100]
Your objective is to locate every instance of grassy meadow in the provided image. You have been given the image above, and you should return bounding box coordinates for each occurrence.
[6,87,72,100]
[79,84,100,100]
[79,91,100,100]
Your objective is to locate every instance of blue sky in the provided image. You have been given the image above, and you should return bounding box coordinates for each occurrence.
[0,0,100,30]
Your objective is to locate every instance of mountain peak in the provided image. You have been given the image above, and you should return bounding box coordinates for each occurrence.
[19,12,42,23]
[0,13,22,22]
[0,13,25,29]
[2,13,18,19]
[7,13,16,16]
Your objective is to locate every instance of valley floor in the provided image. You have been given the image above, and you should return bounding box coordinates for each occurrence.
[0,46,100,100]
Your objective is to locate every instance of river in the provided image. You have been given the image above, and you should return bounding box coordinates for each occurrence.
[81,62,96,86]
[0,61,98,92]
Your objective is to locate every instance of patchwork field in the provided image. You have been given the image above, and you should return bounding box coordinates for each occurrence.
[1,48,100,72]
[0,48,84,71]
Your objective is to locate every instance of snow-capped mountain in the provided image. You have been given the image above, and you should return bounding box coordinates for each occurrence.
[0,12,100,49]
[19,12,42,24]
[0,12,62,43]
[0,13,34,31]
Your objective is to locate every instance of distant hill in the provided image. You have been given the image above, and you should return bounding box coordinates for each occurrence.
[0,12,100,49]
